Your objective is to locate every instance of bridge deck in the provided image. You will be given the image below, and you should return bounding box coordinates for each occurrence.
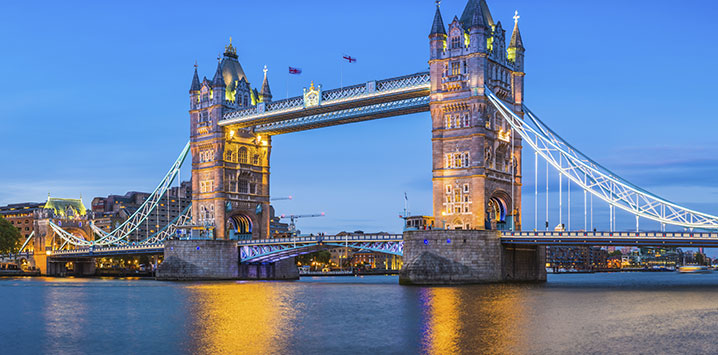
[220,72,430,134]
[502,231,718,247]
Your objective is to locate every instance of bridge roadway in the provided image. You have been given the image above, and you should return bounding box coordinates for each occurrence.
[43,231,718,261]
[219,72,430,134]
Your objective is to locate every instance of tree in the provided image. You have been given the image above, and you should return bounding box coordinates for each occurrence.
[0,217,22,255]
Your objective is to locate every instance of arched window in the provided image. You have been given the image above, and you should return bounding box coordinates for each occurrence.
[239,147,248,164]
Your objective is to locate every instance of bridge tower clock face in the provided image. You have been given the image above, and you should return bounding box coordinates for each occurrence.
[303,81,321,108]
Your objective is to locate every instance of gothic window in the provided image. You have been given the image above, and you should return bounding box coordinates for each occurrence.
[239,179,249,194]
[451,62,460,76]
[462,113,470,127]
[250,183,257,194]
[485,147,493,168]
[445,115,452,129]
[200,111,209,122]
[463,60,467,74]
[239,147,248,164]
[443,183,472,215]
[451,36,461,49]
[226,173,237,192]
[252,154,259,165]
[199,179,214,193]
[199,149,214,163]
[446,185,452,195]
[463,184,470,194]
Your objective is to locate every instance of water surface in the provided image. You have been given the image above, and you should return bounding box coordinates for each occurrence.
[2,273,718,354]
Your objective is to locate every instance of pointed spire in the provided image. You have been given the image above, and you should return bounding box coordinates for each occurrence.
[212,56,224,87]
[260,65,272,102]
[509,11,524,49]
[460,0,486,30]
[429,1,447,37]
[190,61,201,92]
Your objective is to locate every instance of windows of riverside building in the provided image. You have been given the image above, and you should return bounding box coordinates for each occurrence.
[445,152,470,169]
[444,183,472,215]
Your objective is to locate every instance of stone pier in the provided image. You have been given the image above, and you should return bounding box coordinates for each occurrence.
[157,239,239,280]
[399,230,546,285]
[239,259,299,280]
[157,239,299,281]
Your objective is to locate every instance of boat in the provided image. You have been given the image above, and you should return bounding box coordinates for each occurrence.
[677,265,711,274]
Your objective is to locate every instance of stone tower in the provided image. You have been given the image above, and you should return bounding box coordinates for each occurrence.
[189,39,271,240]
[429,0,525,231]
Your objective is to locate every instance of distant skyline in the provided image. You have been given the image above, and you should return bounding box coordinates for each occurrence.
[2,0,718,236]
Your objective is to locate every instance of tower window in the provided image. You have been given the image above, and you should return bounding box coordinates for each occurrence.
[239,147,248,164]
[451,62,460,76]
[451,36,461,49]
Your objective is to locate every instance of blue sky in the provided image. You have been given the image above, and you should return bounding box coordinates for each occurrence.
[1,0,718,237]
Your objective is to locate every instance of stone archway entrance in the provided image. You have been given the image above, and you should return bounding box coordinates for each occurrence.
[226,214,253,240]
[487,191,511,231]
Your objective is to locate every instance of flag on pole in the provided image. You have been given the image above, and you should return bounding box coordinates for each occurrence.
[289,67,302,74]
[342,55,357,63]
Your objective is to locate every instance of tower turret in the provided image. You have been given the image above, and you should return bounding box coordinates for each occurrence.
[190,63,200,109]
[429,1,447,61]
[260,65,272,103]
[508,11,525,105]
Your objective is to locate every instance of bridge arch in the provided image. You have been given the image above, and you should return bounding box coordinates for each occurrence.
[226,213,254,240]
[487,190,511,231]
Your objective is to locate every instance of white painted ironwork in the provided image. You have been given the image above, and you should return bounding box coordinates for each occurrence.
[486,86,718,230]
[221,72,430,126]
[141,205,192,244]
[255,96,430,133]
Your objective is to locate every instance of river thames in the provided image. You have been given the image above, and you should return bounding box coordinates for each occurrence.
[2,273,718,354]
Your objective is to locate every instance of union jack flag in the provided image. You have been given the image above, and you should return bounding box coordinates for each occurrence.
[288,67,302,74]
[342,55,357,63]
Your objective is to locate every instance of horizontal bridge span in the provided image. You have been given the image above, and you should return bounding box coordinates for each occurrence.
[220,72,430,134]
[49,244,165,258]
[239,234,404,263]
[502,231,718,247]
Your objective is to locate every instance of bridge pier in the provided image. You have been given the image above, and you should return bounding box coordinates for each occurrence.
[157,240,239,280]
[399,230,546,285]
[239,259,299,280]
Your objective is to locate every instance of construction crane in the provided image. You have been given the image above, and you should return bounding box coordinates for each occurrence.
[271,196,293,201]
[280,212,325,235]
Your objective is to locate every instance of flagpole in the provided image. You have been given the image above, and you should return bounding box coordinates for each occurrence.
[340,56,343,89]
[286,69,289,99]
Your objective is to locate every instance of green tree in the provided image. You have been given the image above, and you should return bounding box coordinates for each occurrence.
[0,217,22,255]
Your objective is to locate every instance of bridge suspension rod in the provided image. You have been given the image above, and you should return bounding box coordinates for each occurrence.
[485,86,718,230]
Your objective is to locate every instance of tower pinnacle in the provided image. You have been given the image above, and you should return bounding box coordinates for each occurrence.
[430,0,447,36]
[260,65,272,103]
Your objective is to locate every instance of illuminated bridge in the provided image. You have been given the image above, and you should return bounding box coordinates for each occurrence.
[22,0,718,282]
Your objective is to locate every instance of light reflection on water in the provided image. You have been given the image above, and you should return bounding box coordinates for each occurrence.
[2,273,718,354]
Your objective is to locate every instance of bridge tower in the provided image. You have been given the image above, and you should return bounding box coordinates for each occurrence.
[429,0,525,231]
[189,40,271,240]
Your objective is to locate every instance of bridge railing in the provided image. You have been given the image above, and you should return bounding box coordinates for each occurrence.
[221,72,429,124]
[238,234,403,246]
[504,231,718,239]
[50,243,164,256]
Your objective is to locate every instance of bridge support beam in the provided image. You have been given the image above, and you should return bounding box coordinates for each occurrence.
[399,230,546,285]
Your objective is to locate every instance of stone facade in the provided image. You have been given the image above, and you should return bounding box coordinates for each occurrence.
[400,230,545,285]
[189,41,273,240]
[239,259,299,280]
[157,239,239,280]
[429,0,525,231]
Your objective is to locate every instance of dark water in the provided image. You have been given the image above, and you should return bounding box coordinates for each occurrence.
[2,273,718,354]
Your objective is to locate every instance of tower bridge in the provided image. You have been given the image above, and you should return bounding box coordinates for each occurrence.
[21,0,718,283]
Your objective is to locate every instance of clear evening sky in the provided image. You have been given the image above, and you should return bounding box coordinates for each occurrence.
[1,0,717,236]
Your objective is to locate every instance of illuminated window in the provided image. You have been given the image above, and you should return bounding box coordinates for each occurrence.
[199,180,214,193]
[443,183,472,215]
[451,62,460,75]
[239,147,248,164]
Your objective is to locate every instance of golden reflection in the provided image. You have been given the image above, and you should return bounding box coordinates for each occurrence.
[421,287,460,354]
[420,285,530,354]
[186,282,296,354]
